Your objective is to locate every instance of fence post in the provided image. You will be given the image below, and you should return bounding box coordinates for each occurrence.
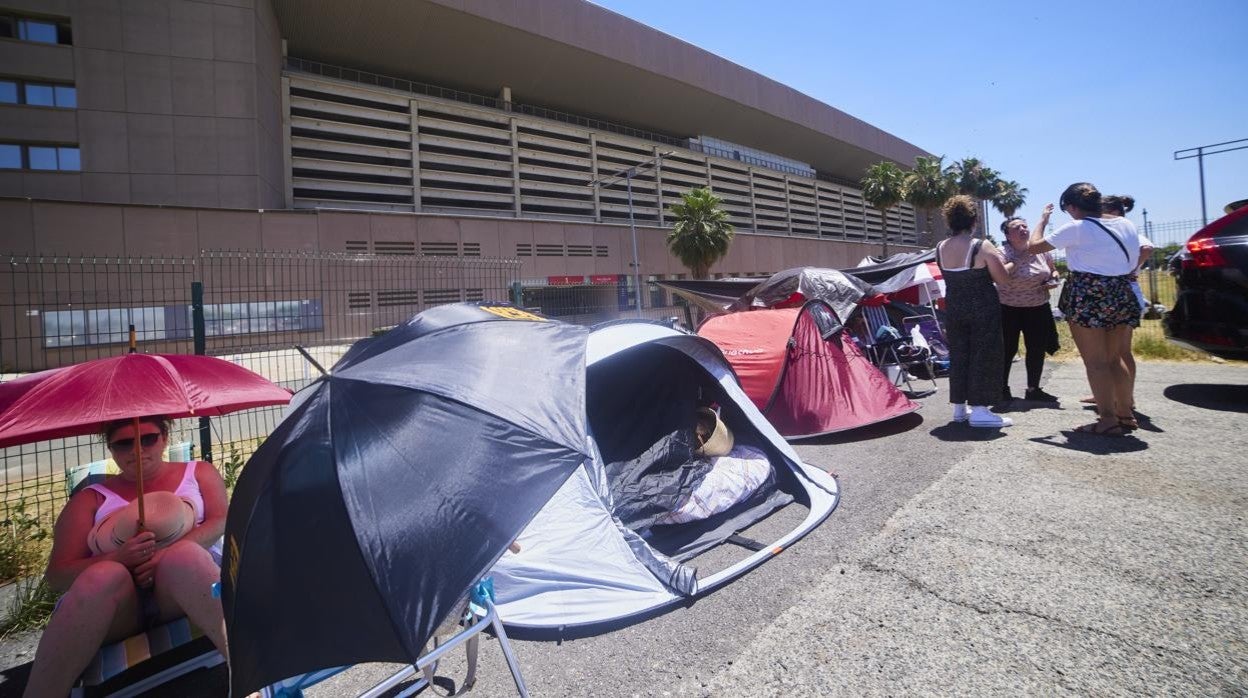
[191,281,212,464]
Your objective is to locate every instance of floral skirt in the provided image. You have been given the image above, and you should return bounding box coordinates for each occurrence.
[1059,270,1140,329]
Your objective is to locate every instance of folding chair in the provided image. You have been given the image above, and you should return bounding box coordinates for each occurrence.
[66,442,226,697]
[859,304,938,397]
[261,579,529,698]
[901,314,950,377]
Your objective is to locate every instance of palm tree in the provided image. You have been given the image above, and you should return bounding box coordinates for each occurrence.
[992,180,1028,218]
[667,188,734,279]
[903,155,954,242]
[860,161,906,257]
[947,157,1001,237]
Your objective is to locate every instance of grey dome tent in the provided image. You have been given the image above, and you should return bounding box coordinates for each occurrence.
[492,321,840,630]
[223,305,839,694]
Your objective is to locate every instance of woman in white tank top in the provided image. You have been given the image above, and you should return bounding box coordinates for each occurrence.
[23,416,230,698]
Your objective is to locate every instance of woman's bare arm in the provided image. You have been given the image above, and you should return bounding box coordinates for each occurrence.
[44,491,153,592]
[1027,203,1056,254]
[981,243,1013,286]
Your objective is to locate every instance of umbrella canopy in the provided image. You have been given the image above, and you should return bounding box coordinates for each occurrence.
[870,261,945,305]
[0,354,292,448]
[222,303,591,696]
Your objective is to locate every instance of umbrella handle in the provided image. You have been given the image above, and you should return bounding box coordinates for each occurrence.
[132,416,145,528]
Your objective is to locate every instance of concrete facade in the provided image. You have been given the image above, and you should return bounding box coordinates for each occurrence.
[0,0,283,208]
[0,0,930,278]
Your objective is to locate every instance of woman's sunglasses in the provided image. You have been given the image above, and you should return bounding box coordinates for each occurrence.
[108,432,162,451]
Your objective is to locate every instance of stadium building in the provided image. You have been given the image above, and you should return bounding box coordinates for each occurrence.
[0,0,933,363]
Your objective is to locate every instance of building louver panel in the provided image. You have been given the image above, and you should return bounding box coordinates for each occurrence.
[285,71,917,244]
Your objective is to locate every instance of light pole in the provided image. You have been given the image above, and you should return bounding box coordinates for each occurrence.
[1174,137,1248,226]
[588,151,674,316]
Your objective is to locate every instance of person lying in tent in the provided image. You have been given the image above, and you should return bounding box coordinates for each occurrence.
[23,416,229,698]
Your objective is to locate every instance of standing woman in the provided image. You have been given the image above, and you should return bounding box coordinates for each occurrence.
[1027,183,1142,435]
[998,204,1061,403]
[937,195,1014,428]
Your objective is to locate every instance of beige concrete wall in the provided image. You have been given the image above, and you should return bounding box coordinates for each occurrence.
[0,199,917,277]
[0,0,284,209]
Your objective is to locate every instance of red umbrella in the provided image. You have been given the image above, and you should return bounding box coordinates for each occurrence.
[0,353,292,523]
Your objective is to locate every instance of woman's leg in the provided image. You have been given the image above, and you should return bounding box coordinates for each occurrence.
[24,562,140,698]
[1068,322,1119,430]
[999,305,1022,393]
[945,314,971,406]
[1109,325,1135,417]
[1020,305,1048,390]
[152,540,227,660]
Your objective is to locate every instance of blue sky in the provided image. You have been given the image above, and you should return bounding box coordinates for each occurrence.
[591,0,1247,241]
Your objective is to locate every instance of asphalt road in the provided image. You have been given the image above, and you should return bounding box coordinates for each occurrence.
[3,359,1245,696]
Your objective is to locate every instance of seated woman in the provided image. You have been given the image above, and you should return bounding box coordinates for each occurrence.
[23,416,229,698]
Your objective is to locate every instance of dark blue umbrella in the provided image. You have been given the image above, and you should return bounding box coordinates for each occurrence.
[222,303,589,695]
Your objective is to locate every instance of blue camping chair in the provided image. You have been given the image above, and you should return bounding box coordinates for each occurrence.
[261,579,529,698]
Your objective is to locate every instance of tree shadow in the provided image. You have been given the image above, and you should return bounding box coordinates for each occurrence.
[1163,383,1248,414]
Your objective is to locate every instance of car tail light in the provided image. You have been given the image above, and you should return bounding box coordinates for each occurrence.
[1185,231,1227,269]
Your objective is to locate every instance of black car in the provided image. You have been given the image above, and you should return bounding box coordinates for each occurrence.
[1164,204,1248,359]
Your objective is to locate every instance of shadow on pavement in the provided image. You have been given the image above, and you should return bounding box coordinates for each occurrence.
[996,400,1065,414]
[793,411,925,445]
[1163,383,1248,413]
[1029,432,1149,454]
[928,422,1009,442]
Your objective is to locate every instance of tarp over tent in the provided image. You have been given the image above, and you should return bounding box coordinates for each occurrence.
[492,320,839,630]
[844,249,937,286]
[655,267,872,325]
[654,277,763,316]
[697,302,920,439]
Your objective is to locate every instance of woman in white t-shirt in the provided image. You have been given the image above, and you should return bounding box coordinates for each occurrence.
[1026,183,1141,436]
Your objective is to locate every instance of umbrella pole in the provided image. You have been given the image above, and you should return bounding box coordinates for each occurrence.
[128,326,146,528]
[133,415,145,528]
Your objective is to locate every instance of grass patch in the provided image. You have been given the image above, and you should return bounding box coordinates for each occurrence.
[0,499,57,639]
[1040,319,1211,363]
[0,577,57,639]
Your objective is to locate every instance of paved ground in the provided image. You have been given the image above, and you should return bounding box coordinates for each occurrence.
[2,359,1245,696]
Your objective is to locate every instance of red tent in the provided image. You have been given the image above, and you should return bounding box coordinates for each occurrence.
[698,302,920,439]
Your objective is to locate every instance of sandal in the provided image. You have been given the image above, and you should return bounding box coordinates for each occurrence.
[1073,422,1125,437]
[1117,415,1139,430]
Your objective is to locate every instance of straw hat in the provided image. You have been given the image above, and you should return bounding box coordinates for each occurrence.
[88,491,196,556]
[694,407,734,458]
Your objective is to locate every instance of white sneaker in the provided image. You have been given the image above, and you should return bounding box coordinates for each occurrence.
[969,406,1013,428]
[952,404,968,423]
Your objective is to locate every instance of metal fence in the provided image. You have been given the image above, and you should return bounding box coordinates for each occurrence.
[0,251,519,520]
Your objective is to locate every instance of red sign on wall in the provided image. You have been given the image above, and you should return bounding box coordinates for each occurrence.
[547,275,585,286]
[589,274,620,284]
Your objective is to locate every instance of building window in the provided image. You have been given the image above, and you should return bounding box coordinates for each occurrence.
[0,79,76,107]
[0,143,81,171]
[0,16,73,45]
[0,144,19,169]
[42,300,325,347]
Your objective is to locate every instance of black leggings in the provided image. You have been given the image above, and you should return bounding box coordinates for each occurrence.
[1001,303,1052,389]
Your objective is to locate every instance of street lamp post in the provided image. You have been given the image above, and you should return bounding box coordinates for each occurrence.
[1174,137,1248,226]
[589,151,673,317]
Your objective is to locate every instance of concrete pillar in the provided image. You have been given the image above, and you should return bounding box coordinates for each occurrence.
[409,100,422,212]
